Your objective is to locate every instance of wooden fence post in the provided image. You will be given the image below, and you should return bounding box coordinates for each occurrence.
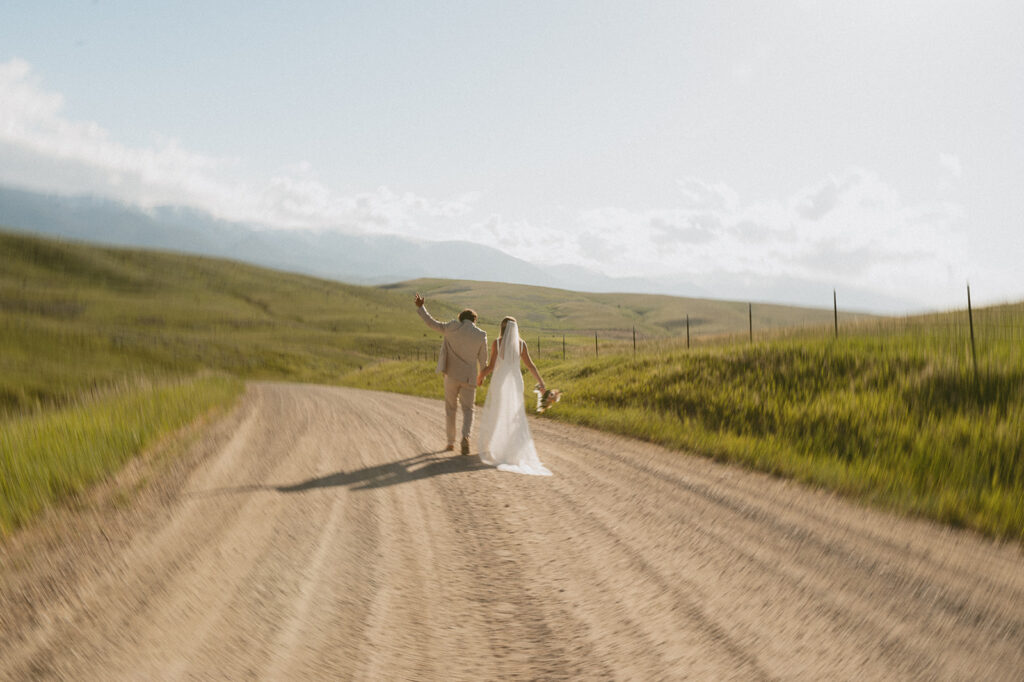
[686,314,690,349]
[968,283,978,378]
[833,289,838,338]
[633,325,636,356]
[594,332,598,358]
[748,303,753,343]
[562,334,566,361]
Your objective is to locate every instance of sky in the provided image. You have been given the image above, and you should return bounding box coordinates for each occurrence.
[2,1,1022,311]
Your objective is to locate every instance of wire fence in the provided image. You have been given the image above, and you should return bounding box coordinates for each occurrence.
[395,289,1023,372]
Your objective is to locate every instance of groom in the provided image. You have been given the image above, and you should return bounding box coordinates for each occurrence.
[415,293,489,455]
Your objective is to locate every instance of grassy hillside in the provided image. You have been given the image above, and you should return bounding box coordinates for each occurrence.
[385,278,875,340]
[2,230,849,419]
[0,229,449,418]
[344,301,1024,542]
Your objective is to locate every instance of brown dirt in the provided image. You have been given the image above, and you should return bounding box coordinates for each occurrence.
[2,382,1023,680]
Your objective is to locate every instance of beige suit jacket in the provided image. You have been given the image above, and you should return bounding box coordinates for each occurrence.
[417,305,488,385]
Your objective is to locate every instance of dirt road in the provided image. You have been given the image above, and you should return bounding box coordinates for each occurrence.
[2,383,1023,680]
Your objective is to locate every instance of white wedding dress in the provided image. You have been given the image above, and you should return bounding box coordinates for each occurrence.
[477,321,552,476]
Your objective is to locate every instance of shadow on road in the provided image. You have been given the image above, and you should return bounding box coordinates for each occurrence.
[278,451,489,492]
[191,451,489,499]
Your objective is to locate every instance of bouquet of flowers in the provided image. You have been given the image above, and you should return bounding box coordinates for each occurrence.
[533,384,562,413]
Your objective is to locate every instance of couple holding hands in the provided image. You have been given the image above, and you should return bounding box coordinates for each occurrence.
[415,293,552,476]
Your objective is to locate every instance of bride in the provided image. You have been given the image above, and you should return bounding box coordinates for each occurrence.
[475,317,552,476]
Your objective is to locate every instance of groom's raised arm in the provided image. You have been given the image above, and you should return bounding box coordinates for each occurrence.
[415,294,449,333]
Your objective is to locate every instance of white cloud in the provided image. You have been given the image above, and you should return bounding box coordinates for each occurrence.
[676,177,739,211]
[0,59,248,211]
[793,172,863,221]
[0,58,476,233]
[480,169,968,306]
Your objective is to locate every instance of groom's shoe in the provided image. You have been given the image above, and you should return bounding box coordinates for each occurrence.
[461,437,471,455]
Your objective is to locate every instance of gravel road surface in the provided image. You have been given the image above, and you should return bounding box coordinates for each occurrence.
[2,382,1022,680]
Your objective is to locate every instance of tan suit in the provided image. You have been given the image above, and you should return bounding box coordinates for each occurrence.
[417,305,489,446]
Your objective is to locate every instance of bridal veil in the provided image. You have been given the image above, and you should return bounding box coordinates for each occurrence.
[477,320,552,476]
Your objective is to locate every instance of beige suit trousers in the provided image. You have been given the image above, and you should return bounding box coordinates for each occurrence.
[444,374,476,445]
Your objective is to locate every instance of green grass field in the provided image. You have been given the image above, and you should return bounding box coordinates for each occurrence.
[0,374,241,534]
[3,227,1022,542]
[0,229,450,419]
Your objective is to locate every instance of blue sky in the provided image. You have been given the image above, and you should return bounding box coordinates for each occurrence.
[2,1,1022,311]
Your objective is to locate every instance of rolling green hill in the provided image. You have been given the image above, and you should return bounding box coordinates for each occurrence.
[1,229,433,417]
[384,278,876,340]
[2,228,857,418]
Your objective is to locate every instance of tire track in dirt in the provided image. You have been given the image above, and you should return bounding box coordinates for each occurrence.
[2,382,1023,680]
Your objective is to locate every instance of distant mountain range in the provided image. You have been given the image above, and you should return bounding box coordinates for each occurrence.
[0,185,914,312]
[0,185,689,294]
